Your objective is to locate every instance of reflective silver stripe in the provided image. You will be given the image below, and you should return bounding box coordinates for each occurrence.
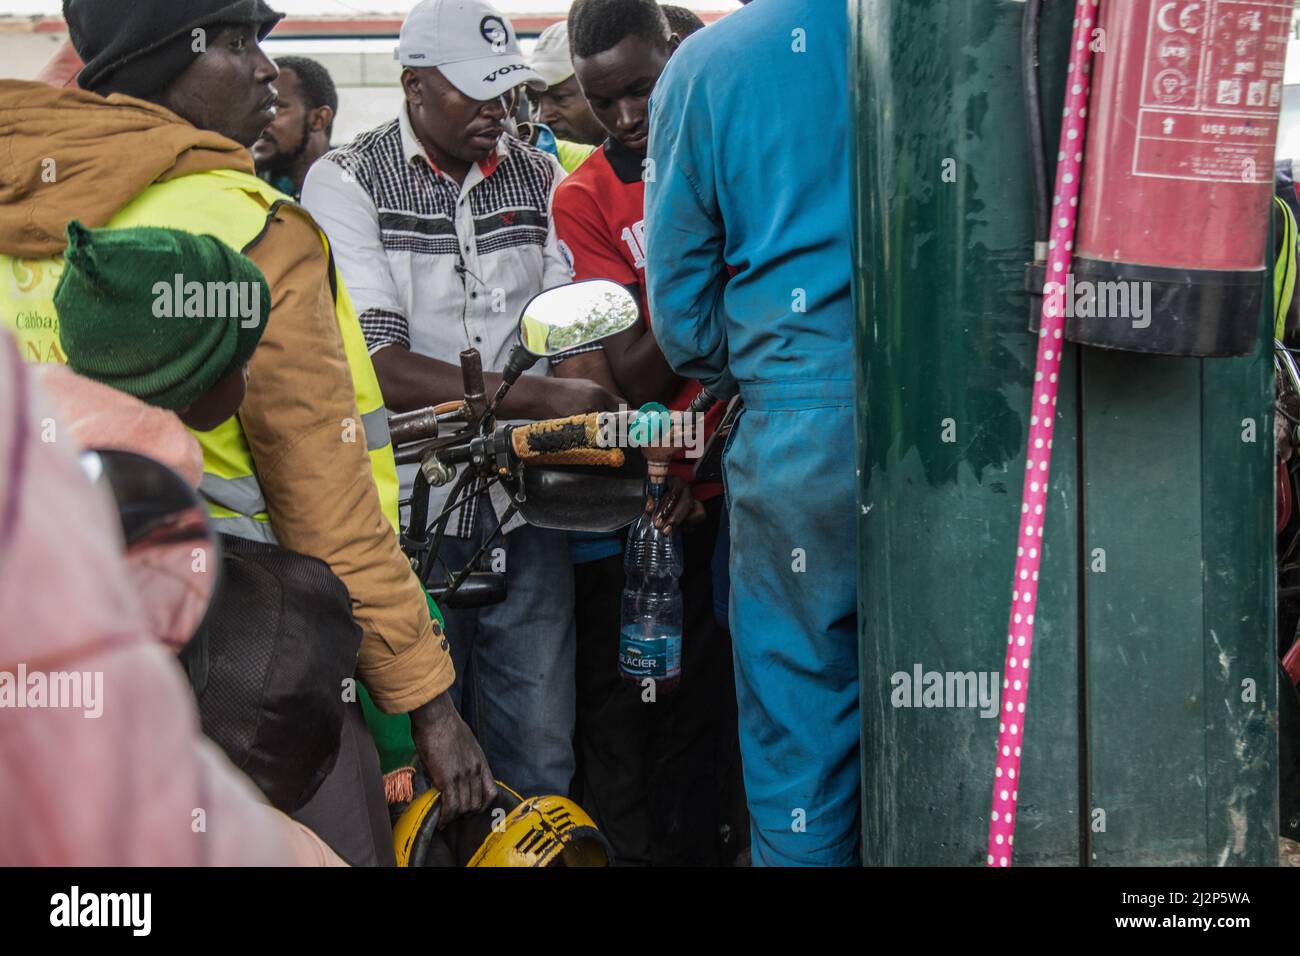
[200,472,268,517]
[208,514,279,545]
[362,406,391,452]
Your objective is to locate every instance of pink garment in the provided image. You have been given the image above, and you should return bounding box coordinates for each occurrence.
[34,365,211,649]
[0,337,343,866]
[121,534,218,653]
[35,364,205,488]
[35,40,83,89]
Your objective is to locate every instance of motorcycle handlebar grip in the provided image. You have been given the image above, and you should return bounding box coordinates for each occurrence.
[460,349,484,394]
[460,348,487,421]
[510,414,624,468]
[388,406,441,446]
[521,447,626,467]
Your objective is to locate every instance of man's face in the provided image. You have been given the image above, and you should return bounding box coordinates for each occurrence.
[527,75,605,146]
[403,67,508,166]
[154,24,279,148]
[573,34,674,153]
[180,365,249,432]
[251,67,310,171]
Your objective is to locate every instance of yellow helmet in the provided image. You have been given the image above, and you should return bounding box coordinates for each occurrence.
[393,782,611,867]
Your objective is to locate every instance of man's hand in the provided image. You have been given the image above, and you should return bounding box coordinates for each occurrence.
[648,475,706,535]
[520,375,623,419]
[408,691,497,827]
[542,377,623,418]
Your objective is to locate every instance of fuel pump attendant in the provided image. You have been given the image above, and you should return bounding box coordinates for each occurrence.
[548,0,741,866]
[643,0,861,865]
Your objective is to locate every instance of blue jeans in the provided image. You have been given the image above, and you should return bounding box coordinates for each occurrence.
[434,507,576,798]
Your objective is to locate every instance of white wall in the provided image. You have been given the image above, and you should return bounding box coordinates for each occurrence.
[0,30,63,79]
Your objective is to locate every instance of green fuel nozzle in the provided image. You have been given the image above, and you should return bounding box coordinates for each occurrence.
[631,402,675,493]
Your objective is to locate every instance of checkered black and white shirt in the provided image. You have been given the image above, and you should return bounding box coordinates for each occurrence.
[302,106,573,537]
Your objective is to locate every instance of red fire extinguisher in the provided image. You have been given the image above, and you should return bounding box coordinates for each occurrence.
[1069,0,1292,356]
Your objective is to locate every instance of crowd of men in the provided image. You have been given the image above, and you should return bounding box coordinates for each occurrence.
[1,0,858,867]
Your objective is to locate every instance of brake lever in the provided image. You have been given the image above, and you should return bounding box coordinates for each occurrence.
[393,424,480,467]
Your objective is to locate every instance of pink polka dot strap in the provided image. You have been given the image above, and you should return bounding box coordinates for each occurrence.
[986,0,1100,868]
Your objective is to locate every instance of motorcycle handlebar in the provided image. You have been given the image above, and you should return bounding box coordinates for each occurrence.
[388,402,468,458]
[461,349,488,423]
[509,414,626,468]
[388,406,441,447]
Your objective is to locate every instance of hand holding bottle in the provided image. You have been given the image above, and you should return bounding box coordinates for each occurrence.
[646,475,704,535]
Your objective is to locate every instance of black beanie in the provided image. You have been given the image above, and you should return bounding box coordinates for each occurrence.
[64,0,284,99]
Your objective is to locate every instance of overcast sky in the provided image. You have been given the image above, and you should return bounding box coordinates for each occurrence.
[0,0,740,15]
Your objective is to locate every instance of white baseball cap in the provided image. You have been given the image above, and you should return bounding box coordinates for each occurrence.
[530,22,575,88]
[397,0,547,101]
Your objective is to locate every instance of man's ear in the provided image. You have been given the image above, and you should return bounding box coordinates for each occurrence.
[401,67,423,105]
[310,105,334,136]
[667,34,681,56]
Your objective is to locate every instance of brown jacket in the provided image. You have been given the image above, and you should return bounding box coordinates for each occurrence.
[0,80,453,713]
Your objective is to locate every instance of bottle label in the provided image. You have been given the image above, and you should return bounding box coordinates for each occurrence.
[619,629,681,681]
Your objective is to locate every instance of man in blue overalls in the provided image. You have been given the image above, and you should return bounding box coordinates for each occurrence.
[644,0,860,865]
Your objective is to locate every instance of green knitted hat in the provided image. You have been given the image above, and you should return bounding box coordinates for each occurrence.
[53,220,270,412]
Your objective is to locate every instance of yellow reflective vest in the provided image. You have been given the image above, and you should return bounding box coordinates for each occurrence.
[0,168,400,542]
[555,139,596,175]
[1276,195,1297,342]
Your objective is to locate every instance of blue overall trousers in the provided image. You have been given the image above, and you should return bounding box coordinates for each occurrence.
[645,0,861,865]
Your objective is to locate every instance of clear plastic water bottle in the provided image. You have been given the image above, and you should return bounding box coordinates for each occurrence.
[619,487,683,694]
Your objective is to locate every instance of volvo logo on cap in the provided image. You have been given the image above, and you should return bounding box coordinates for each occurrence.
[480,15,508,50]
[483,62,528,84]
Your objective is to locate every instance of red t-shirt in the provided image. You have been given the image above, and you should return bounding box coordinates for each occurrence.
[553,142,722,495]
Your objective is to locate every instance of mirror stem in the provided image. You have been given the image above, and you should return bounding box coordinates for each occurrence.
[486,344,540,419]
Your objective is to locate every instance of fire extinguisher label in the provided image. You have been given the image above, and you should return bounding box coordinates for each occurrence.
[1135,0,1290,184]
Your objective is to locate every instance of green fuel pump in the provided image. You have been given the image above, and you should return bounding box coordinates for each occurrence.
[850,0,1279,866]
